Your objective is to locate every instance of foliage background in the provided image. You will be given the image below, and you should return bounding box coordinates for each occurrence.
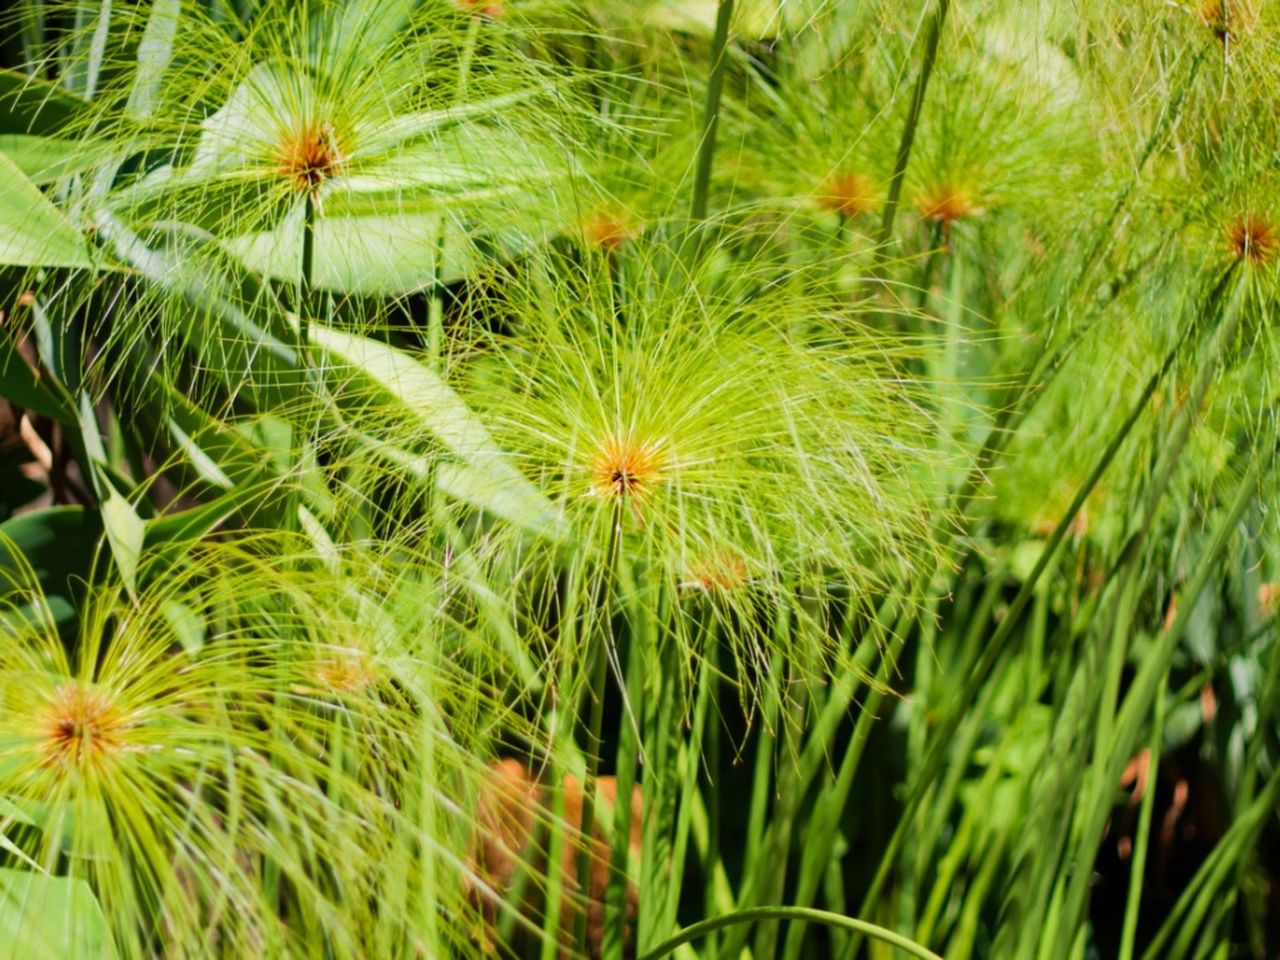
[0,1,1277,958]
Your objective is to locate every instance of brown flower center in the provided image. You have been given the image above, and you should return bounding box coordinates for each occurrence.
[39,682,129,771]
[274,121,344,193]
[459,0,504,16]
[1199,1,1257,41]
[582,211,636,251]
[315,649,378,693]
[1227,213,1278,266]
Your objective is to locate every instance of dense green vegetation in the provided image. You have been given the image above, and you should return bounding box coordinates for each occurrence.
[0,1,1277,957]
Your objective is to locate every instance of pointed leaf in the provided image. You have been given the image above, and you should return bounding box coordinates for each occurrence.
[100,485,145,599]
[309,324,566,540]
[0,135,107,184]
[0,153,95,268]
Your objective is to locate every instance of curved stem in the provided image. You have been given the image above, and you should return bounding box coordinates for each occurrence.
[638,906,943,960]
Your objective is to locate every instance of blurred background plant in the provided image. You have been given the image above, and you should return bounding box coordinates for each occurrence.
[0,0,1276,958]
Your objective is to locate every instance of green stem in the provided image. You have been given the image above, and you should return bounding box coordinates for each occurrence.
[689,0,736,224]
[703,640,721,960]
[603,612,645,960]
[573,504,624,954]
[639,907,944,960]
[857,298,1196,919]
[300,189,316,322]
[665,620,716,934]
[1054,276,1253,953]
[572,625,610,952]
[877,0,951,246]
[1117,673,1167,960]
[542,558,590,960]
[638,601,681,953]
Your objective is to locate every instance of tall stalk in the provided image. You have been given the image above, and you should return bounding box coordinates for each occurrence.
[688,0,735,225]
[1117,674,1167,960]
[300,189,316,323]
[1052,275,1252,953]
[877,0,951,247]
[572,504,624,955]
[855,296,1202,920]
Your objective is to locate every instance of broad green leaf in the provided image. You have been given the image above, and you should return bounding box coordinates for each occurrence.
[154,376,283,491]
[437,461,569,542]
[95,213,301,409]
[0,135,107,184]
[309,324,566,540]
[298,504,339,570]
[0,798,34,829]
[144,481,286,550]
[0,153,95,268]
[0,867,116,960]
[76,396,143,598]
[161,599,205,653]
[224,211,478,295]
[0,70,87,135]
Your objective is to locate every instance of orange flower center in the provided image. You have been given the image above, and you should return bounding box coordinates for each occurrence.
[315,650,378,693]
[1199,1,1256,40]
[39,682,129,772]
[459,0,503,15]
[274,121,344,193]
[818,172,876,218]
[590,435,667,502]
[582,211,635,251]
[684,551,750,592]
[916,186,977,225]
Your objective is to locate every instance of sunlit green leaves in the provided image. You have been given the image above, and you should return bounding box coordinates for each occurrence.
[0,868,115,960]
[310,322,567,540]
[0,154,94,268]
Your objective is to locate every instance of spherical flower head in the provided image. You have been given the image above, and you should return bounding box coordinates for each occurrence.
[90,0,578,261]
[0,532,505,957]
